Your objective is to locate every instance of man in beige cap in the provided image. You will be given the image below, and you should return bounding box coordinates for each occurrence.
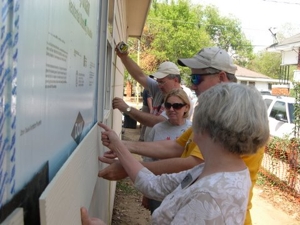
[113,44,187,140]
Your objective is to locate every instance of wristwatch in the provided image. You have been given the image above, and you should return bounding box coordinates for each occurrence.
[125,107,132,114]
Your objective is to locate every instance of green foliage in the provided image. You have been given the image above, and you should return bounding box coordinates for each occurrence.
[293,81,300,138]
[148,0,213,78]
[201,5,254,66]
[276,22,300,42]
[248,51,281,79]
[266,136,286,162]
[116,179,138,195]
[126,0,254,85]
[256,172,266,186]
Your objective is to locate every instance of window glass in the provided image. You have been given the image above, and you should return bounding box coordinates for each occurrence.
[108,0,114,37]
[270,101,287,121]
[249,81,255,86]
[268,83,272,90]
[105,43,113,109]
[288,103,295,123]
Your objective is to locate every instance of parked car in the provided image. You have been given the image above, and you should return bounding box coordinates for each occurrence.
[263,95,295,139]
[260,90,272,95]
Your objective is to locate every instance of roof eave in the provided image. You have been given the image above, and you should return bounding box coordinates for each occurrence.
[127,0,152,38]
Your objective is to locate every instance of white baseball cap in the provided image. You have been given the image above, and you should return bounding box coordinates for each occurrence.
[152,61,180,79]
[178,47,237,74]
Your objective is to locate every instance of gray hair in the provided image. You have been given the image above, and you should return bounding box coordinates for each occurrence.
[192,83,269,155]
[166,74,181,83]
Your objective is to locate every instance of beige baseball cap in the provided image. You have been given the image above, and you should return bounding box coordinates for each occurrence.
[152,61,180,79]
[178,47,237,74]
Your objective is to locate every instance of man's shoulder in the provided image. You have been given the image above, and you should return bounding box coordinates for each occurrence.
[147,77,158,88]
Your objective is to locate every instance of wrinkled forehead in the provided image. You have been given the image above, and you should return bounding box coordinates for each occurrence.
[156,76,172,82]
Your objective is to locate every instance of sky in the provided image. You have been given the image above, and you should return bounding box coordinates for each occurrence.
[191,0,300,51]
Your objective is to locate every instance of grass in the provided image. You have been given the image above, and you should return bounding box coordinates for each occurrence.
[116,178,139,195]
[256,172,267,186]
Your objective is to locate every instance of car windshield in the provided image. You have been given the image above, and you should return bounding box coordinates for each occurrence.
[288,103,295,123]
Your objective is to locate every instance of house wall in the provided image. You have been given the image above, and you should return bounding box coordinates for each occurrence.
[272,85,290,96]
[253,81,270,91]
[282,50,298,65]
[238,80,271,91]
[0,0,128,224]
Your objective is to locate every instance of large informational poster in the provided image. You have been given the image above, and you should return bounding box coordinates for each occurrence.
[0,0,100,207]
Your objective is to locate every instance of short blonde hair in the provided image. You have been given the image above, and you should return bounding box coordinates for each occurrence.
[192,83,269,155]
[164,88,191,118]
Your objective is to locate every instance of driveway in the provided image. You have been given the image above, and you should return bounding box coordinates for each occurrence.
[251,186,299,225]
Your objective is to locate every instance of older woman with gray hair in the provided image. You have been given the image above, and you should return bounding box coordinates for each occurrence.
[81,83,269,225]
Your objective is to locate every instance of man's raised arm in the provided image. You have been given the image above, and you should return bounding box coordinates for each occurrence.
[116,44,148,88]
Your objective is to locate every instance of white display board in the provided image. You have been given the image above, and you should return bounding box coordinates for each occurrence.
[0,0,100,207]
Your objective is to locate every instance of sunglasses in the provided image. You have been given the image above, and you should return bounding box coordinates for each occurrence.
[190,73,214,85]
[165,102,186,110]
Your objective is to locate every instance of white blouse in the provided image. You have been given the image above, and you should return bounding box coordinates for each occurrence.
[134,164,251,225]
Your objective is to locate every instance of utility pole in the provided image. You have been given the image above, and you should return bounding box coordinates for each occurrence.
[268,27,278,43]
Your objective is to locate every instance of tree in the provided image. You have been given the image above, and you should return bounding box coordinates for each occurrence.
[276,22,300,43]
[201,5,254,66]
[126,0,254,85]
[247,51,281,79]
[248,24,300,82]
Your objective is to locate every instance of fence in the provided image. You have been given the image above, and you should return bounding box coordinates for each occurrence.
[261,140,300,197]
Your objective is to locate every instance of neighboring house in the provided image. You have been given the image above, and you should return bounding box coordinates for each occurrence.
[266,33,300,72]
[266,33,300,92]
[235,65,285,93]
[0,1,151,224]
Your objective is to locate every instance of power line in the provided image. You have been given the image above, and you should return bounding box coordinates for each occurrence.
[146,18,276,32]
[263,0,300,5]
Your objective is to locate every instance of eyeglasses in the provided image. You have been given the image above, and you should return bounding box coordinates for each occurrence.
[165,102,186,110]
[190,73,214,85]
[157,81,166,86]
[157,79,168,86]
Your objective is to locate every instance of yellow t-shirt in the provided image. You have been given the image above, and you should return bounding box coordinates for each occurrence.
[176,127,264,225]
[176,127,202,158]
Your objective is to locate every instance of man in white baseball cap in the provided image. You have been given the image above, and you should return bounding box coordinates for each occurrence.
[151,61,182,95]
[112,43,184,143]
[152,61,180,78]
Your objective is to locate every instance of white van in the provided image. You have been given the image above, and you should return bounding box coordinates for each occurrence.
[263,95,295,139]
